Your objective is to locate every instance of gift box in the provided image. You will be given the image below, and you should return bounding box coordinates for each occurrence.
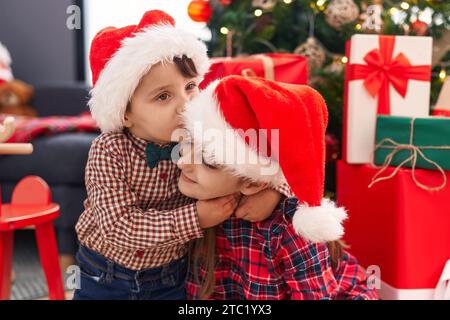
[374,115,450,173]
[199,53,308,89]
[343,34,432,164]
[337,160,450,299]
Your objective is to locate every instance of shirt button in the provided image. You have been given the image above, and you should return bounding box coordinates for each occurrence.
[160,173,168,180]
[136,250,144,258]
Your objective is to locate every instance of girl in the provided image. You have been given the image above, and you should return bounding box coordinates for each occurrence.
[178,75,378,300]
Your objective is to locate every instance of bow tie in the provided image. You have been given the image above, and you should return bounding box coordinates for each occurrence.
[145,142,177,169]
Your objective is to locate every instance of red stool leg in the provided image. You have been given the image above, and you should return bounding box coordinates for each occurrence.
[35,222,65,300]
[0,231,14,300]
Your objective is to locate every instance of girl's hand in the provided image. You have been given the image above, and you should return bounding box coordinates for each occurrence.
[235,189,282,222]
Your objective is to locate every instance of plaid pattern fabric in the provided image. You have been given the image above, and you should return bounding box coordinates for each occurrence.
[75,130,204,270]
[0,112,99,143]
[75,129,294,270]
[187,197,379,300]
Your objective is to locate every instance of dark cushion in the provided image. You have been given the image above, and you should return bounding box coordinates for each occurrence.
[33,82,91,117]
[0,132,98,184]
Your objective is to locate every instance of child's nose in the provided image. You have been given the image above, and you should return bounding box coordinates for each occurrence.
[177,94,191,113]
[177,154,192,171]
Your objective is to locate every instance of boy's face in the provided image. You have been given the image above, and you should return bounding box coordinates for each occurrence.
[177,144,267,200]
[124,62,199,144]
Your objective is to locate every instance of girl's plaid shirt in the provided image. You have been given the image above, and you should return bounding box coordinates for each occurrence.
[75,130,293,270]
[187,197,380,300]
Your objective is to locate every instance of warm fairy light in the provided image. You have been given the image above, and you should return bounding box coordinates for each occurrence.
[283,0,293,4]
[439,69,447,81]
[341,56,348,64]
[220,27,229,34]
[389,7,399,15]
[254,9,263,16]
[316,0,326,6]
[400,2,410,10]
[355,23,362,30]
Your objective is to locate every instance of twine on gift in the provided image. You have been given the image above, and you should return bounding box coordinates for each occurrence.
[369,118,450,191]
[241,54,275,81]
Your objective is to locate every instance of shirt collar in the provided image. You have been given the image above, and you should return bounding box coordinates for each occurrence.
[124,129,147,157]
[124,128,175,158]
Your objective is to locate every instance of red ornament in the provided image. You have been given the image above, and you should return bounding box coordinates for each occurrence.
[220,0,232,5]
[411,20,428,36]
[188,0,212,23]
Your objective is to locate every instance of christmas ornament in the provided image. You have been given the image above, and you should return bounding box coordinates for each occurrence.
[188,0,212,23]
[325,0,360,29]
[411,20,429,36]
[252,0,277,10]
[360,0,383,33]
[294,37,326,72]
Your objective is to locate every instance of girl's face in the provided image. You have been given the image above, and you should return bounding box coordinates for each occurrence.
[124,62,199,144]
[177,144,267,200]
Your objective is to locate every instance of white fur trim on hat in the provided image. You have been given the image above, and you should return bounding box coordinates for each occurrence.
[183,80,286,186]
[0,42,13,82]
[292,198,348,243]
[89,24,210,133]
[0,42,12,66]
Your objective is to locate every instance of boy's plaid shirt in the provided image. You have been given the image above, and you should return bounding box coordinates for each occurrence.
[75,130,293,270]
[187,197,379,300]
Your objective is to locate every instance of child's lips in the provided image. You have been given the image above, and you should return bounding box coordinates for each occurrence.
[181,172,197,184]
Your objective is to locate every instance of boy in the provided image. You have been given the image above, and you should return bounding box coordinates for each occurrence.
[74,10,291,300]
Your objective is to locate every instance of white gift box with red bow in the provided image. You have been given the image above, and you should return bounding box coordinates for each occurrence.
[343,34,432,164]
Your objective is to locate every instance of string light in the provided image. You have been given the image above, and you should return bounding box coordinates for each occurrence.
[316,0,326,6]
[400,2,410,10]
[220,27,229,35]
[254,9,263,16]
[283,0,293,4]
[341,56,348,64]
[389,7,399,15]
[439,69,447,81]
[355,23,362,30]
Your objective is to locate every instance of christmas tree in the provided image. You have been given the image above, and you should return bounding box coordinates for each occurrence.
[188,0,449,140]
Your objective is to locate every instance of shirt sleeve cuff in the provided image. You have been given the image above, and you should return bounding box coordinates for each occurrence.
[273,182,294,199]
[173,202,204,242]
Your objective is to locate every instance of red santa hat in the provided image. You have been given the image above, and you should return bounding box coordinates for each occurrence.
[182,75,347,243]
[0,41,13,85]
[88,10,210,133]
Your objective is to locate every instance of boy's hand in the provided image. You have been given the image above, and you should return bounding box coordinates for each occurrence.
[197,193,241,229]
[235,189,282,222]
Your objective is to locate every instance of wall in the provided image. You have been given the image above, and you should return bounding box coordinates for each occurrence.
[0,0,83,85]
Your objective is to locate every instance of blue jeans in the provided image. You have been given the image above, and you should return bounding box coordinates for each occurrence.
[72,245,187,300]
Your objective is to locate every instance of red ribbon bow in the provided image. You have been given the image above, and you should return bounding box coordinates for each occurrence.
[348,36,431,115]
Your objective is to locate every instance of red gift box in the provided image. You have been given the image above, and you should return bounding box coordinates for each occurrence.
[336,160,450,299]
[199,53,308,89]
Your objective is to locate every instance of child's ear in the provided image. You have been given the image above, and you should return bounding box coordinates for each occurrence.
[123,114,132,128]
[240,181,269,196]
[123,104,133,128]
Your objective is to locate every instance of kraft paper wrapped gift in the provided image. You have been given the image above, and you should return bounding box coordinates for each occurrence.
[374,115,450,174]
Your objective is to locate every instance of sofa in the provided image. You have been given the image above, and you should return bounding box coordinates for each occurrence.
[0,82,98,256]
